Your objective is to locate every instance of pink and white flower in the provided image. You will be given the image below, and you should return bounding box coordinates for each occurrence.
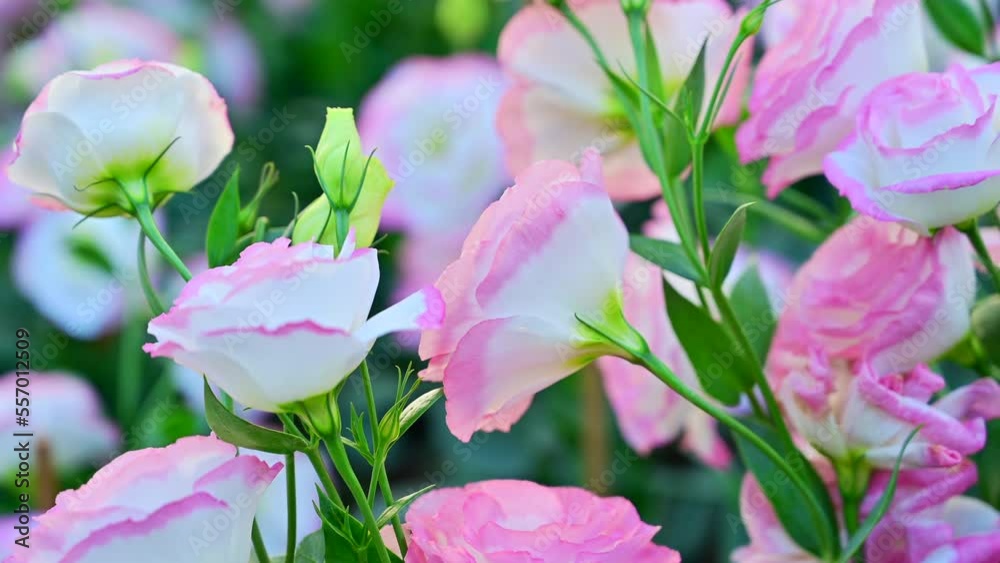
[418,152,631,442]
[825,64,1000,232]
[8,60,233,216]
[358,54,508,298]
[498,0,750,201]
[737,0,928,197]
[0,372,118,475]
[7,435,281,563]
[779,356,1000,469]
[865,463,1000,563]
[3,4,180,100]
[403,480,680,562]
[145,237,444,412]
[13,211,158,340]
[769,218,975,383]
[200,20,263,112]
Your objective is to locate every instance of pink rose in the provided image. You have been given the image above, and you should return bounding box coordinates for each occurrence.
[737,0,927,197]
[769,218,975,383]
[403,480,680,562]
[145,237,444,412]
[865,463,1000,563]
[418,152,631,442]
[358,55,509,300]
[10,435,282,563]
[825,64,1000,232]
[9,60,233,216]
[780,355,1000,468]
[498,0,750,201]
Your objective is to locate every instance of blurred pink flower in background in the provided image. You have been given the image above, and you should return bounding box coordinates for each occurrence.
[737,0,928,197]
[0,148,39,230]
[825,64,1000,232]
[403,480,680,562]
[0,372,118,475]
[732,472,823,563]
[769,219,975,383]
[865,463,1000,563]
[498,0,750,201]
[359,54,508,300]
[419,152,630,442]
[780,356,1000,468]
[13,211,159,339]
[3,3,180,100]
[8,435,281,563]
[200,20,264,113]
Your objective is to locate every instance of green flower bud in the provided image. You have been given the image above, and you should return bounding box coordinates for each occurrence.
[293,108,394,248]
[740,7,766,37]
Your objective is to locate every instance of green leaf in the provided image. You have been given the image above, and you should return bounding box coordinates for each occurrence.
[977,419,1000,508]
[972,295,1000,367]
[206,166,242,268]
[735,420,840,558]
[399,388,443,436]
[376,485,434,528]
[837,428,921,563]
[729,265,775,362]
[642,19,666,101]
[204,380,309,454]
[629,235,703,284]
[924,0,986,56]
[293,531,326,563]
[662,278,750,405]
[677,41,707,127]
[662,110,692,178]
[709,202,754,288]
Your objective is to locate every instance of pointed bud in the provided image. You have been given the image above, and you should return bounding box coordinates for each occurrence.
[621,0,651,16]
[293,108,394,249]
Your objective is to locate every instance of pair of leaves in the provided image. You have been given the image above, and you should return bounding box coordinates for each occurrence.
[206,165,282,268]
[204,380,310,454]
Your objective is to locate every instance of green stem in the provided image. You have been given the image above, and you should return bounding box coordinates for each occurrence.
[624,12,704,276]
[251,520,269,563]
[284,452,297,562]
[133,202,192,281]
[279,413,345,509]
[377,469,407,557]
[835,458,870,539]
[959,220,1000,292]
[697,32,746,141]
[691,138,711,261]
[116,311,145,425]
[137,234,166,315]
[325,436,391,563]
[631,346,835,558]
[360,362,380,449]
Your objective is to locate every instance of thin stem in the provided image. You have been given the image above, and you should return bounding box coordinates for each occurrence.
[284,452,297,562]
[116,311,145,425]
[377,461,408,557]
[697,33,746,141]
[625,13,704,276]
[251,520,269,563]
[835,457,870,539]
[691,138,711,261]
[959,220,1000,291]
[360,361,380,449]
[325,436,391,563]
[137,234,166,315]
[711,284,794,444]
[279,413,346,509]
[132,202,192,281]
[633,347,835,558]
